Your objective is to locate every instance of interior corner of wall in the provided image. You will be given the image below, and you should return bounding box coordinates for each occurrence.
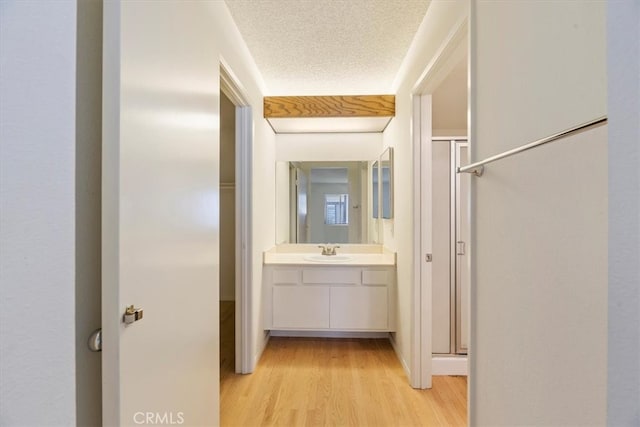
[252,330,270,372]
[389,333,411,380]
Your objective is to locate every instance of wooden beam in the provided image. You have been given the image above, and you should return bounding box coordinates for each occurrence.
[264,95,395,118]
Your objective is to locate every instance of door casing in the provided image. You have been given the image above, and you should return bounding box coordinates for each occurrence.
[410,13,469,389]
[220,62,253,374]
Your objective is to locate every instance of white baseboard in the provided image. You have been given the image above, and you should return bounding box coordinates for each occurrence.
[389,334,411,381]
[251,330,270,373]
[269,330,390,339]
[432,355,468,376]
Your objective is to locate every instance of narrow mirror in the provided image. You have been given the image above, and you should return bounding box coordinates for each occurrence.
[372,160,379,219]
[380,147,393,219]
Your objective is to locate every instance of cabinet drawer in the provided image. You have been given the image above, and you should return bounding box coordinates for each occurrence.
[273,286,330,329]
[362,269,389,285]
[272,268,300,285]
[330,287,388,330]
[303,268,360,285]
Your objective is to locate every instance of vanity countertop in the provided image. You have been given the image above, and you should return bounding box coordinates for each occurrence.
[263,244,396,266]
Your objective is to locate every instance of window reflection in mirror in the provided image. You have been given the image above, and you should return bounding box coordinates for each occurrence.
[325,194,349,225]
[275,161,374,244]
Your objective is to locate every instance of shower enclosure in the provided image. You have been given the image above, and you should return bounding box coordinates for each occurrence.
[432,138,470,355]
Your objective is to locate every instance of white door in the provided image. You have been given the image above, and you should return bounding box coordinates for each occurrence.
[415,94,434,388]
[102,3,219,425]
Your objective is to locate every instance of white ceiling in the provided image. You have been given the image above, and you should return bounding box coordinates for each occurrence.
[225,0,431,95]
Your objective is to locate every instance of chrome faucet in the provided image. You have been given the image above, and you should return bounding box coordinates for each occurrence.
[318,244,340,256]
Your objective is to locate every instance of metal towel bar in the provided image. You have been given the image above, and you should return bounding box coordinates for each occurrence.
[457,116,608,177]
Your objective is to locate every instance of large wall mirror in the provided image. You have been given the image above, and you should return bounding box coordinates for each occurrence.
[275,161,375,244]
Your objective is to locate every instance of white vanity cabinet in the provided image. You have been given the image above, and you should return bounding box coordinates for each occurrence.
[263,265,396,332]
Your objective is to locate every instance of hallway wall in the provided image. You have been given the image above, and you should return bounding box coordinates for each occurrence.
[0,2,79,424]
[382,0,469,381]
[469,1,607,425]
[607,1,640,424]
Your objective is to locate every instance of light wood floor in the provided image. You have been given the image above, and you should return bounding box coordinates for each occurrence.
[220,302,467,427]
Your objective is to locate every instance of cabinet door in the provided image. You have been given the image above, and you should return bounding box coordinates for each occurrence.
[330,287,388,330]
[273,286,330,329]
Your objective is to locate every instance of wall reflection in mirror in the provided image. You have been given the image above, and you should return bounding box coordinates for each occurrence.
[380,147,393,219]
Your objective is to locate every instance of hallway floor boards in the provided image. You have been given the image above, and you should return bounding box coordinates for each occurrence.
[220,303,467,427]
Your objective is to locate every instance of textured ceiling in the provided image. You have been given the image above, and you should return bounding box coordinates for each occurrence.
[225,0,431,95]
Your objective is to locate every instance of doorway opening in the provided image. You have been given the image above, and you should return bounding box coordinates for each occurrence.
[411,15,469,388]
[219,89,236,378]
[219,63,253,378]
[426,59,470,378]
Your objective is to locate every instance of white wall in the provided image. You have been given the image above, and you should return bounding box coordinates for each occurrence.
[382,0,469,379]
[469,1,607,425]
[0,1,78,425]
[432,56,467,137]
[607,1,640,425]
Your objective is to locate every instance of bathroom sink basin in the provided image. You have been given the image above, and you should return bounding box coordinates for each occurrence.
[304,255,353,263]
